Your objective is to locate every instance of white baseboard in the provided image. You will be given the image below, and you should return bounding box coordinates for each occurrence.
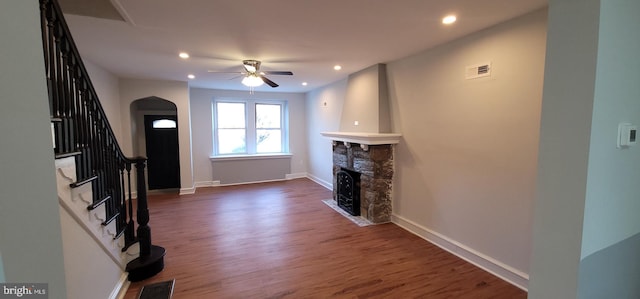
[110,273,130,299]
[307,173,332,190]
[391,214,529,291]
[212,178,290,187]
[286,172,307,180]
[179,186,196,195]
[195,175,330,190]
[194,181,218,188]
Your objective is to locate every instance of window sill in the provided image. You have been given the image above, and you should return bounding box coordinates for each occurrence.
[209,153,292,161]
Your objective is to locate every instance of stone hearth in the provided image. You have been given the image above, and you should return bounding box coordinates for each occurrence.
[332,142,393,223]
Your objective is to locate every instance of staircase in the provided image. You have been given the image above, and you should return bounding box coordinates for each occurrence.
[40,0,165,283]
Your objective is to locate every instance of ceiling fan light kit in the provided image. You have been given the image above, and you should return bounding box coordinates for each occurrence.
[242,74,264,87]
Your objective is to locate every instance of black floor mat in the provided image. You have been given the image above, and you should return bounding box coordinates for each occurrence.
[138,279,175,299]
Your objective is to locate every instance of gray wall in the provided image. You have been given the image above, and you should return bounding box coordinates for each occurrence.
[340,64,390,133]
[306,9,547,288]
[0,1,68,297]
[580,0,640,259]
[119,78,195,193]
[578,233,640,299]
[528,1,599,296]
[387,9,546,285]
[305,78,348,187]
[529,0,640,297]
[577,0,640,297]
[190,88,308,185]
[84,59,123,143]
[211,156,293,185]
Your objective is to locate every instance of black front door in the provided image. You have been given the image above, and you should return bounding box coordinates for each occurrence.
[144,115,180,190]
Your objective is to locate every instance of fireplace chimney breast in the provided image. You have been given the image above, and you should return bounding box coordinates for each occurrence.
[339,63,391,134]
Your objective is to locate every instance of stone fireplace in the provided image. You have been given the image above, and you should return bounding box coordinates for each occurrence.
[320,63,400,224]
[322,132,401,224]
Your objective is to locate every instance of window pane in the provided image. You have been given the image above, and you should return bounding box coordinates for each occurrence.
[217,102,245,128]
[256,129,281,153]
[152,119,176,129]
[218,129,246,154]
[256,104,281,129]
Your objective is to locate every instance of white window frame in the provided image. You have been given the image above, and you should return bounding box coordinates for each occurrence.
[212,98,289,157]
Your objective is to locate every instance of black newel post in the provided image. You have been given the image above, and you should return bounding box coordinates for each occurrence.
[135,159,151,256]
[125,158,166,282]
[124,162,136,247]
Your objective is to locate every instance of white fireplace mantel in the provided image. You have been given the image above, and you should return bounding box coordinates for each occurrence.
[321,132,402,146]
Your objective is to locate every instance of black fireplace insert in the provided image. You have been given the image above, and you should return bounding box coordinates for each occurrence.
[336,168,361,216]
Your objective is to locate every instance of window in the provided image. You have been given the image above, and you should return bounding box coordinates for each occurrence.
[152,119,177,129]
[215,102,246,154]
[256,104,282,153]
[213,99,287,155]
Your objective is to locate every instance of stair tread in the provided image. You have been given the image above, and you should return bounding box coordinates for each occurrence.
[87,194,111,211]
[55,151,82,159]
[102,211,120,226]
[70,175,98,188]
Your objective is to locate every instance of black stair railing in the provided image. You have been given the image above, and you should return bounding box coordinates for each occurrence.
[39,0,165,281]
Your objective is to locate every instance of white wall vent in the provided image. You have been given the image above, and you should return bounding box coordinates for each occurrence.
[465,62,491,79]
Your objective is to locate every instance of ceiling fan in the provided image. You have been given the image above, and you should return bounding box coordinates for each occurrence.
[208,60,293,88]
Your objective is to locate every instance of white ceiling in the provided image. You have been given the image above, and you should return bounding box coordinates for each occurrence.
[60,0,547,93]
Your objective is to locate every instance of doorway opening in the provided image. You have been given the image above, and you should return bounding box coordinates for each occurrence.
[131,97,180,191]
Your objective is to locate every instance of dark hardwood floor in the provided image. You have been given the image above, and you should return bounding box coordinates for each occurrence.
[124,178,526,299]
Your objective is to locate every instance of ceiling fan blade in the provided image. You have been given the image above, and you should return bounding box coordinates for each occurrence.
[262,71,293,76]
[260,75,279,88]
[207,70,243,74]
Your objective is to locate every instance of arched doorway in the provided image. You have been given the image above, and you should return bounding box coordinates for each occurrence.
[131,97,180,190]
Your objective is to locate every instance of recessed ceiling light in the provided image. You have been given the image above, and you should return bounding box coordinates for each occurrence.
[442,15,457,25]
[302,82,308,86]
[334,65,342,71]
[179,52,190,59]
[187,74,195,79]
